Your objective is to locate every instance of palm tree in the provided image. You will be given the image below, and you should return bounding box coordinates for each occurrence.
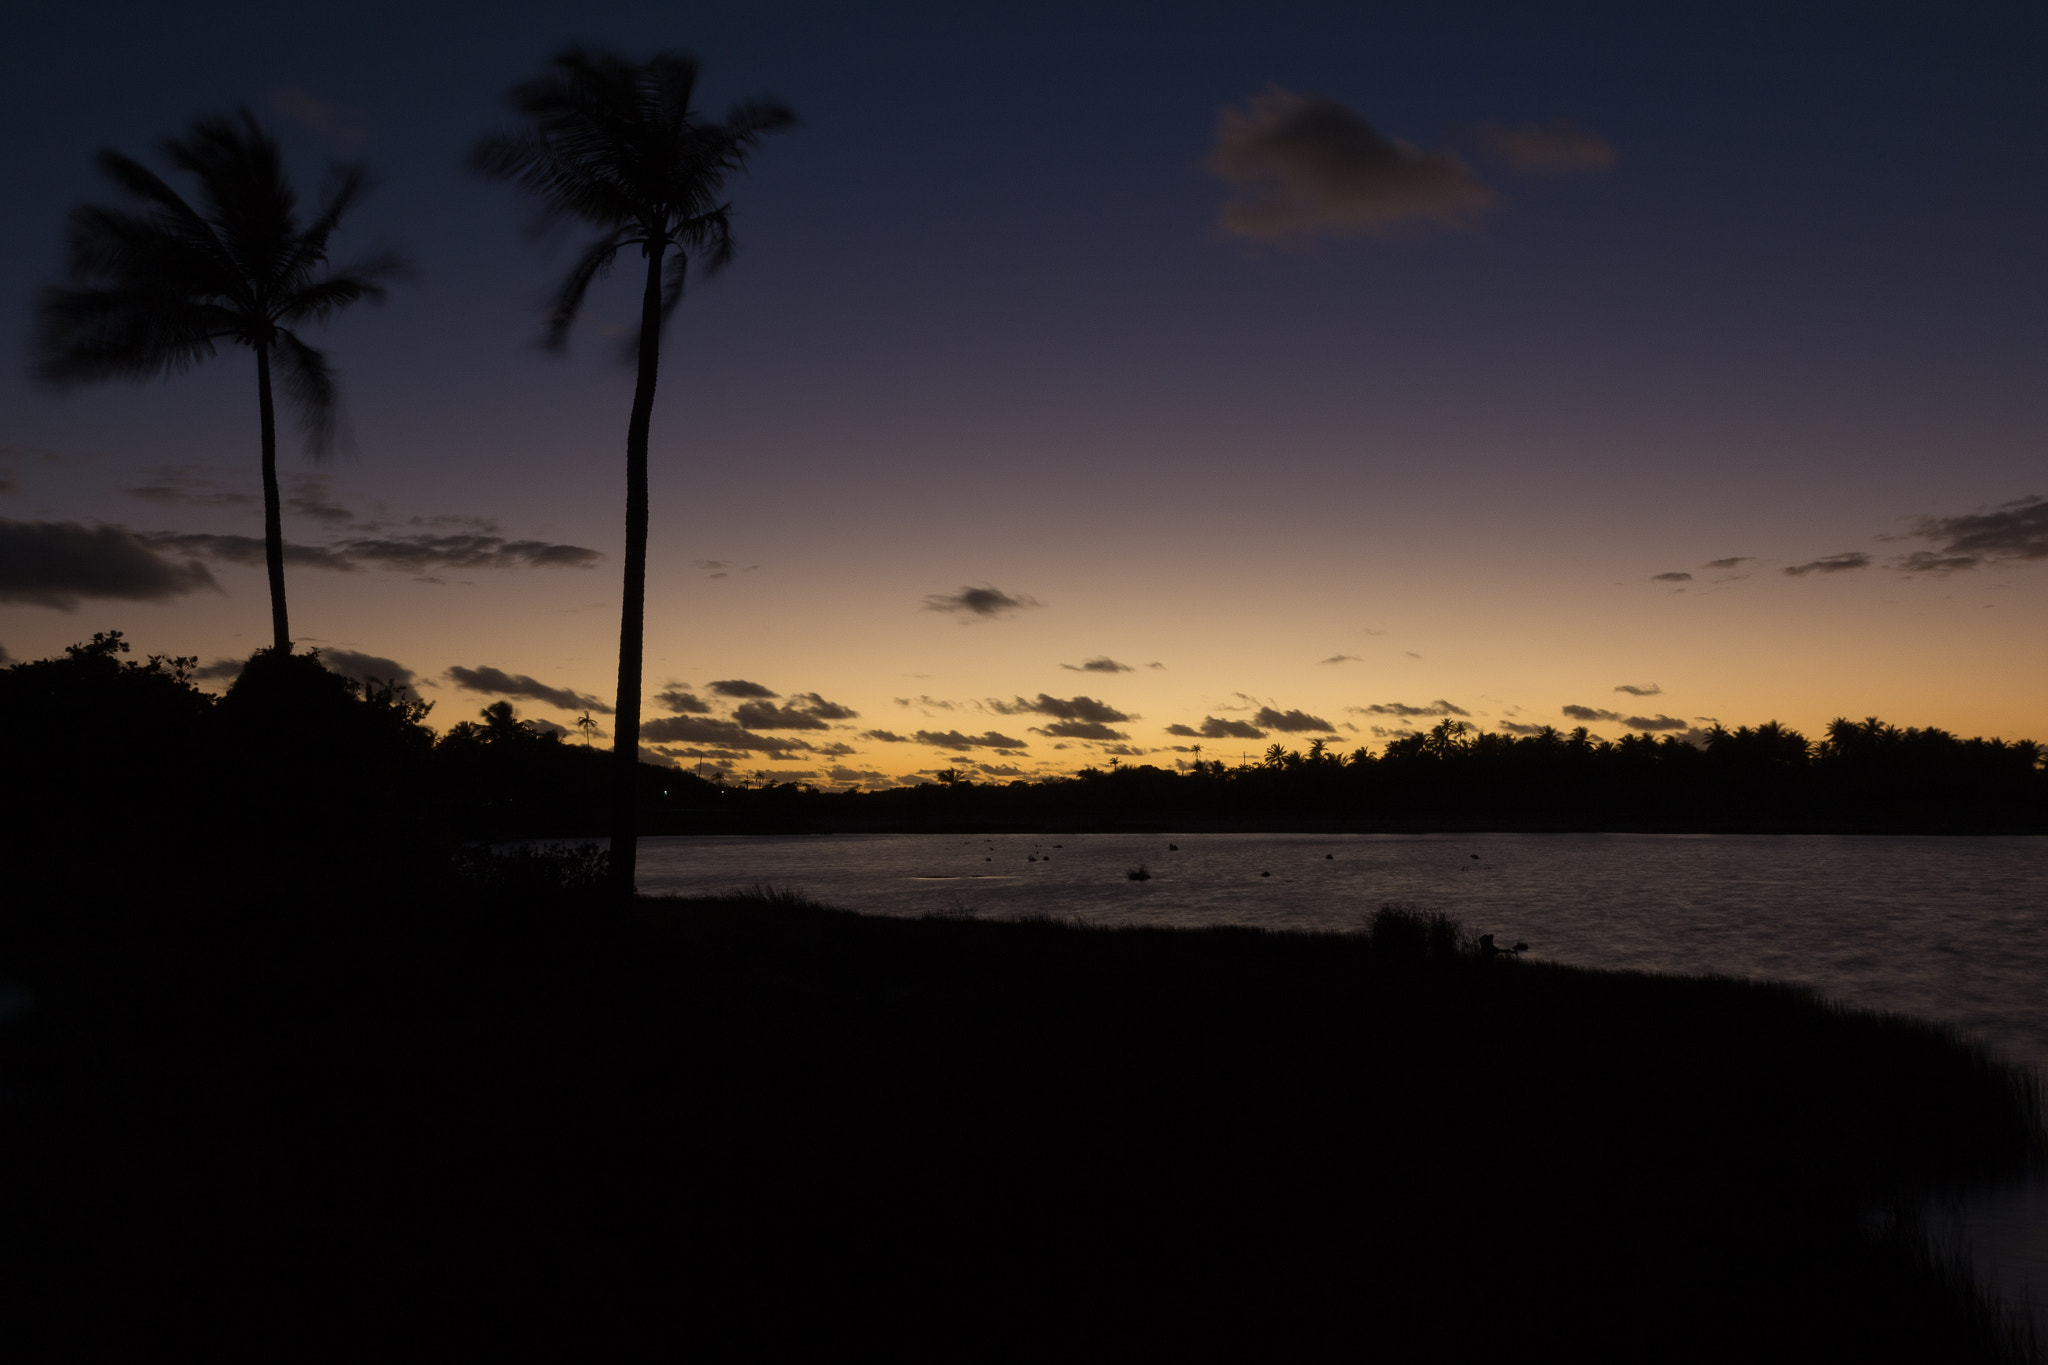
[473,47,794,899]
[35,110,403,655]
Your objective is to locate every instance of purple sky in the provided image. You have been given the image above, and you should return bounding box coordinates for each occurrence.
[3,2,2044,783]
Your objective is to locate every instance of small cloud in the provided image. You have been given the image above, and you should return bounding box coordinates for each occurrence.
[123,465,257,510]
[861,730,911,743]
[1403,651,1422,659]
[285,475,356,527]
[1464,119,1617,175]
[1614,683,1662,697]
[895,695,960,711]
[988,694,1133,724]
[913,729,1028,752]
[1704,557,1752,570]
[1032,720,1129,741]
[318,648,414,689]
[732,694,859,731]
[655,686,712,714]
[1210,87,1495,242]
[1651,572,1693,583]
[1254,707,1334,733]
[446,664,612,714]
[1784,553,1871,576]
[708,679,778,699]
[639,715,814,754]
[0,519,220,609]
[1165,716,1267,740]
[921,585,1043,619]
[1562,704,1621,722]
[1496,720,1549,736]
[1895,552,1980,576]
[1351,700,1470,719]
[1622,714,1689,732]
[1318,654,1362,665]
[1061,656,1132,673]
[193,657,243,681]
[1899,495,2048,571]
[1146,661,1167,670]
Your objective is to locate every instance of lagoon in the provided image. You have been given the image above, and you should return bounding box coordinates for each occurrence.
[631,829,2048,1316]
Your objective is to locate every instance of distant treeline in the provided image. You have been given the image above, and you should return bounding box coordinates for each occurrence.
[9,635,2044,851]
[843,720,2048,833]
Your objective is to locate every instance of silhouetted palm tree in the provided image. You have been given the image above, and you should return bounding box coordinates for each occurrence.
[474,47,794,898]
[34,110,403,654]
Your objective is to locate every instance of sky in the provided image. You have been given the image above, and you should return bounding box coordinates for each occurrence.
[3,1,2044,786]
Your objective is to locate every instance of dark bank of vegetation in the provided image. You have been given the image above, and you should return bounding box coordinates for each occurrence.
[4,640,2043,1358]
[2,861,2039,1361]
[7,634,2043,850]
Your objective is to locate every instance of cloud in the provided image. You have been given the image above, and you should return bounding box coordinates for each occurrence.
[285,476,357,527]
[0,519,221,609]
[912,729,1029,752]
[1652,572,1693,583]
[1562,704,1622,722]
[123,465,257,510]
[1496,720,1549,736]
[1464,119,1617,175]
[1146,661,1167,670]
[141,528,601,574]
[1895,553,1981,575]
[1210,87,1495,242]
[1165,716,1267,740]
[922,585,1042,619]
[1351,699,1470,719]
[1622,714,1689,732]
[1318,654,1362,665]
[1705,557,1752,570]
[446,664,612,714]
[1061,656,1132,673]
[895,695,960,711]
[1784,553,1871,576]
[988,694,1133,724]
[733,694,859,731]
[1900,495,2048,571]
[828,766,902,787]
[528,718,572,739]
[655,686,712,714]
[193,658,243,681]
[861,729,911,743]
[640,715,813,753]
[318,648,415,688]
[1033,720,1129,741]
[0,642,12,666]
[328,533,601,572]
[708,679,778,699]
[1254,707,1335,733]
[1614,683,1662,697]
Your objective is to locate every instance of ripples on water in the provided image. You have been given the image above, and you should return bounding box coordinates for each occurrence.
[633,830,2048,1315]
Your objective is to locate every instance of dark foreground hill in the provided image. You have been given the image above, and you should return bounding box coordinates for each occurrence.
[1,868,2039,1362]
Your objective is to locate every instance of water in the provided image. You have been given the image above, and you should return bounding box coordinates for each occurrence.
[632,830,2048,1321]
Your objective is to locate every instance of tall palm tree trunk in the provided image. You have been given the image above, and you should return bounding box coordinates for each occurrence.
[607,242,667,899]
[254,339,291,654]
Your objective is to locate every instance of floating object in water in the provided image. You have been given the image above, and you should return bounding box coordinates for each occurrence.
[1126,864,1152,881]
[1169,843,1179,851]
[1326,854,1334,860]
[1261,871,1271,877]
[1470,854,1480,860]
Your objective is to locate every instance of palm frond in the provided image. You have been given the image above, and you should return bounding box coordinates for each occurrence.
[272,330,340,456]
[546,232,631,349]
[276,250,406,327]
[475,46,794,355]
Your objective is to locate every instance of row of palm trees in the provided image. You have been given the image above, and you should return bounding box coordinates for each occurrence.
[33,47,794,897]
